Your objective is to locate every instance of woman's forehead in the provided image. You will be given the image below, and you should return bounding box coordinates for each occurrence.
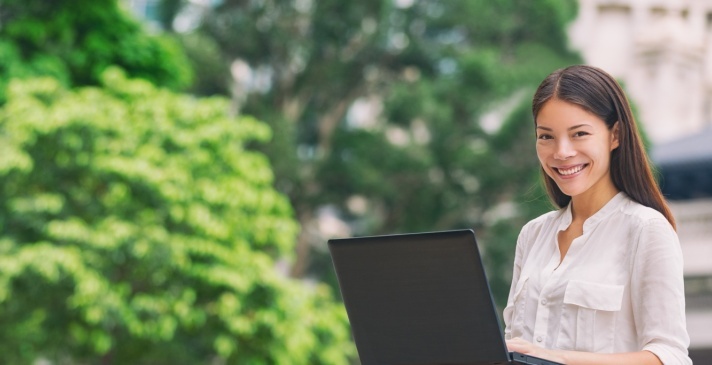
[536,99,606,128]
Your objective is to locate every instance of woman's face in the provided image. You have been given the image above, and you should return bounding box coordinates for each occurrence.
[535,98,619,200]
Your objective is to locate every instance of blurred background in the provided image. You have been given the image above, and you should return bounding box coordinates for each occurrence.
[0,0,709,363]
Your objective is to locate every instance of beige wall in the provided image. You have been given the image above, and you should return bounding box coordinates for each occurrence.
[569,0,712,143]
[671,199,712,276]
[671,199,712,348]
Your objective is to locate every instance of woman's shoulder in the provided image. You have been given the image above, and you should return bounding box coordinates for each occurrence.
[520,208,564,236]
[618,195,673,229]
[616,196,679,250]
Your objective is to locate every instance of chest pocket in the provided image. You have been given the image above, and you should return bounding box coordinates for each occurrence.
[556,280,624,353]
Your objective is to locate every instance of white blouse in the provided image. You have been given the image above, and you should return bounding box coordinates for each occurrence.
[503,192,691,365]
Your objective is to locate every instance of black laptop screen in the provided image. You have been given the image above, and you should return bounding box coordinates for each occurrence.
[329,230,511,365]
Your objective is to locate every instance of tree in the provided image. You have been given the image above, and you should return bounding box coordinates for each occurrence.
[0,68,354,364]
[0,0,192,102]
[164,0,582,306]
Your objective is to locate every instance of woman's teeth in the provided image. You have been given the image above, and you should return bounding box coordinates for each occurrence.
[557,165,585,176]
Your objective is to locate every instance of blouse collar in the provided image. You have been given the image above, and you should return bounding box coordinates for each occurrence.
[558,191,628,233]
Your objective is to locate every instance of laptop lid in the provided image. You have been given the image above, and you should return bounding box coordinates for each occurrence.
[328,229,513,365]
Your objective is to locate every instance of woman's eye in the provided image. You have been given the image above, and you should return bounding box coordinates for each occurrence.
[573,131,589,137]
[537,134,552,140]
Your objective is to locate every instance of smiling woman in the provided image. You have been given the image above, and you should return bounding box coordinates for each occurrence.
[503,65,692,365]
[534,99,620,214]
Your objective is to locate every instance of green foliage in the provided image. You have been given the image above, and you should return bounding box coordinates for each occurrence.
[0,0,192,100]
[178,32,232,97]
[173,0,583,310]
[0,69,354,364]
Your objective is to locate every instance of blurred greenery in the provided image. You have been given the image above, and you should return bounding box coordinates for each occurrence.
[0,1,354,363]
[0,0,192,101]
[0,69,353,364]
[0,0,587,363]
[162,0,582,305]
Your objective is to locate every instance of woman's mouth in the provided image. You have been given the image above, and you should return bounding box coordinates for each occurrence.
[554,164,588,177]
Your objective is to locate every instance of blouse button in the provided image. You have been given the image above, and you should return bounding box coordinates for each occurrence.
[541,299,547,305]
[536,336,543,343]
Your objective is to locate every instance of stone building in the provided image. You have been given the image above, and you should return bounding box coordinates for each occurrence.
[570,0,712,143]
[569,0,712,362]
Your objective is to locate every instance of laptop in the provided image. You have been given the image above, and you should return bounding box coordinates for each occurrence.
[328,229,564,365]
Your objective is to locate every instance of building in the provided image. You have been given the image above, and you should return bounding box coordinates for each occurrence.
[570,0,712,143]
[569,1,712,362]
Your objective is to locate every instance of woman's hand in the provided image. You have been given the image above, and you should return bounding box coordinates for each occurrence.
[505,338,665,365]
[506,337,566,364]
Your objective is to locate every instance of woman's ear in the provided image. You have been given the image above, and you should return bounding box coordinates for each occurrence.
[611,122,620,150]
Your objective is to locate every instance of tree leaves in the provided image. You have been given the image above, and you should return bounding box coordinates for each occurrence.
[0,69,353,364]
[174,0,581,305]
[0,0,192,96]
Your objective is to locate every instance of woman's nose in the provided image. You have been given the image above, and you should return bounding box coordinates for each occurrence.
[553,139,576,160]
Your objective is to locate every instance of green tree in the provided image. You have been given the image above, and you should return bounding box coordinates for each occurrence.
[0,69,354,364]
[0,0,192,102]
[165,0,581,305]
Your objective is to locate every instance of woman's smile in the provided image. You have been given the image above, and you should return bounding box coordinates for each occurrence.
[535,98,619,199]
[553,163,589,178]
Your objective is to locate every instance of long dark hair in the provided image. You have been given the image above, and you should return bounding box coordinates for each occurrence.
[532,65,676,229]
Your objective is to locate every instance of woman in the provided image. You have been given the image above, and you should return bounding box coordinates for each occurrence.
[504,65,692,365]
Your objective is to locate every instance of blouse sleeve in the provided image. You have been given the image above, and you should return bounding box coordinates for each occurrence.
[503,223,527,340]
[630,218,692,365]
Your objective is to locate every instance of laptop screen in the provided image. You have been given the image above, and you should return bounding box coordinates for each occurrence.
[328,229,513,365]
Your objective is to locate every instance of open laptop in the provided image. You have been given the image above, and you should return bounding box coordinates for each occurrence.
[328,229,564,365]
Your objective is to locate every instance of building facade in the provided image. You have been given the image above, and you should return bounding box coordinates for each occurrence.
[570,0,712,143]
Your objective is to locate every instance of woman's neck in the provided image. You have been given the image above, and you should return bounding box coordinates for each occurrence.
[570,182,620,222]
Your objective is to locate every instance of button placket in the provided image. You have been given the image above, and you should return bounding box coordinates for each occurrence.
[532,279,556,347]
[534,255,568,348]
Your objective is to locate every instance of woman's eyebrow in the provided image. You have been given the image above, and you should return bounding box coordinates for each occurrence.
[535,124,592,131]
[568,123,592,130]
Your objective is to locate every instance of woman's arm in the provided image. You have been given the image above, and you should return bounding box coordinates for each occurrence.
[506,337,662,365]
[502,225,527,339]
[630,219,691,365]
